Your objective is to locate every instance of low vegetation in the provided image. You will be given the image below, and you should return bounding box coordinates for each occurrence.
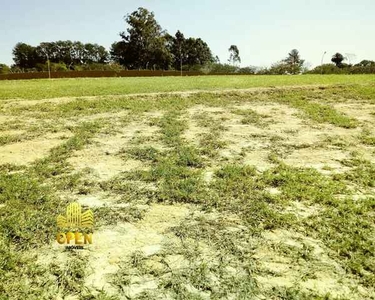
[0,77,374,299]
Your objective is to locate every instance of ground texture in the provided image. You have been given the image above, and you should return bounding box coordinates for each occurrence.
[0,77,375,299]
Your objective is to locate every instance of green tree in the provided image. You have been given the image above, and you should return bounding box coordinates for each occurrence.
[110,41,129,67]
[228,45,241,66]
[115,7,172,69]
[71,41,86,65]
[331,53,345,68]
[355,60,375,67]
[184,38,213,68]
[82,43,109,64]
[283,49,305,74]
[0,64,10,74]
[12,43,38,69]
[171,30,185,71]
[166,31,213,71]
[14,41,109,71]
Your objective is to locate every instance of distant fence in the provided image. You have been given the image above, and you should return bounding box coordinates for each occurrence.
[0,70,235,81]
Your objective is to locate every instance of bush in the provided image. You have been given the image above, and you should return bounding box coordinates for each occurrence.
[308,63,375,74]
[201,63,238,74]
[238,66,257,74]
[75,63,124,71]
[0,64,10,74]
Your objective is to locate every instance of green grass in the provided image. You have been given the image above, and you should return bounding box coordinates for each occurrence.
[279,97,358,128]
[0,74,374,100]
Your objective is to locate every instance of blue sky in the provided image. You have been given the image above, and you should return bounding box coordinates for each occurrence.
[1,0,374,68]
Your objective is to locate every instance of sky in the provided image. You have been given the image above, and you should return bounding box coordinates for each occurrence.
[1,0,374,68]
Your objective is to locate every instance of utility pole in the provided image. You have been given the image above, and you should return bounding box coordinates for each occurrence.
[321,51,327,75]
[180,45,182,77]
[42,49,51,79]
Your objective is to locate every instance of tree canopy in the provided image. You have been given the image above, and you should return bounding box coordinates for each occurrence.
[331,53,345,68]
[283,49,305,74]
[228,45,241,66]
[12,41,109,71]
[110,8,213,70]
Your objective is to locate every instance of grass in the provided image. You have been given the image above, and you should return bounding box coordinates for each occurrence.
[232,108,271,126]
[0,76,375,299]
[0,74,374,100]
[288,99,358,128]
[0,121,103,298]
[360,129,375,146]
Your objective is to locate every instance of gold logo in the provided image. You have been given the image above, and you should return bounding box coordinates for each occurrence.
[57,202,94,228]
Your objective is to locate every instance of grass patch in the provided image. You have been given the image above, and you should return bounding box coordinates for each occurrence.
[232,108,271,127]
[208,164,296,231]
[360,129,375,146]
[288,99,357,128]
[123,146,161,162]
[194,113,227,158]
[336,155,375,188]
[263,163,346,205]
[304,196,375,286]
[1,75,375,101]
[0,134,25,146]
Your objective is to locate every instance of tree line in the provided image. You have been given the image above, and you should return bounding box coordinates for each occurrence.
[10,41,109,72]
[308,53,375,74]
[1,7,374,75]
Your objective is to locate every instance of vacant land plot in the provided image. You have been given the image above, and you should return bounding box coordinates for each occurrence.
[0,76,375,299]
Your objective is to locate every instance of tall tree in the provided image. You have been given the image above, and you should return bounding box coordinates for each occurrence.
[184,38,213,67]
[283,49,305,74]
[12,43,38,69]
[83,43,109,64]
[331,53,345,68]
[172,30,185,71]
[228,45,241,66]
[115,7,172,69]
[166,31,213,70]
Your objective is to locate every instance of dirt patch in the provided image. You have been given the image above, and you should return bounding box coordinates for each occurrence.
[220,116,266,161]
[183,106,227,146]
[68,122,156,181]
[84,204,191,293]
[183,119,209,146]
[282,148,350,173]
[334,103,375,125]
[78,110,129,123]
[284,201,322,218]
[0,115,12,125]
[2,97,75,108]
[57,191,122,208]
[68,148,142,181]
[0,136,67,165]
[0,129,26,137]
[243,149,274,171]
[213,103,359,173]
[255,229,369,299]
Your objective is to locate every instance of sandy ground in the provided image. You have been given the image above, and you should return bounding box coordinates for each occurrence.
[0,132,72,165]
[1,95,374,299]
